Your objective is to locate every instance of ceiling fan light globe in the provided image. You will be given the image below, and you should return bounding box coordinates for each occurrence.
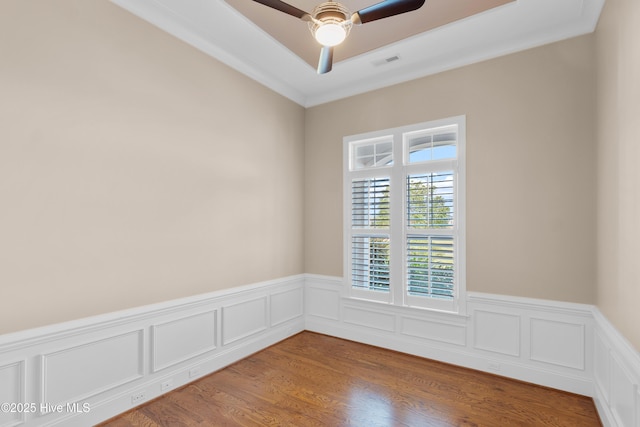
[314,23,346,46]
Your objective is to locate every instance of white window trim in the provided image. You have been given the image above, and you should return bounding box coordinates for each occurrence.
[343,115,466,315]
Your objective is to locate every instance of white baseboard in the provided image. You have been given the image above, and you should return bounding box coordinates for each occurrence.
[0,276,305,427]
[305,274,640,427]
[592,308,640,427]
[1,273,638,427]
[305,275,594,395]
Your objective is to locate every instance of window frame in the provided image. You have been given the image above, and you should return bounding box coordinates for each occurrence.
[343,116,466,314]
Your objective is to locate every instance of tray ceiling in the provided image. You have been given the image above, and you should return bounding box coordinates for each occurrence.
[224,0,514,67]
[110,0,605,107]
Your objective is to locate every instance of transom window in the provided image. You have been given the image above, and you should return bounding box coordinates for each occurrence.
[343,116,466,313]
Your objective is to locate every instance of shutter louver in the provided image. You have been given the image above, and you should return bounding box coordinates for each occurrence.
[407,172,454,229]
[352,178,390,228]
[352,235,390,292]
[345,116,463,310]
[407,236,454,298]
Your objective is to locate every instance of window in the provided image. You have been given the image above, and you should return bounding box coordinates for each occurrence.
[343,116,466,313]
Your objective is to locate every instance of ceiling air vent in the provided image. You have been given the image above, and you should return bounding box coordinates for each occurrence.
[372,55,400,66]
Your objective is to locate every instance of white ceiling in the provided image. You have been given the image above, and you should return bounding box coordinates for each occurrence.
[223,0,514,67]
[110,0,605,107]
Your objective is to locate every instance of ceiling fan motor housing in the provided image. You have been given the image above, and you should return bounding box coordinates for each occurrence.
[308,1,353,44]
[312,1,350,21]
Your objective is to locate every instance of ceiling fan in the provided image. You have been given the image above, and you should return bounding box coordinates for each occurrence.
[251,0,426,74]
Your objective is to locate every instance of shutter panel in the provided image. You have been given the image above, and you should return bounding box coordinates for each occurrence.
[351,177,390,228]
[352,235,390,292]
[407,236,454,298]
[407,172,454,229]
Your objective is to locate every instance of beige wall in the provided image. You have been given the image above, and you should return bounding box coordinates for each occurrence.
[305,35,597,304]
[0,1,305,334]
[595,0,640,351]
[5,0,634,352]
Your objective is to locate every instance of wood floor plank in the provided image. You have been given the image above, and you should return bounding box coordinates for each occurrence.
[99,332,601,427]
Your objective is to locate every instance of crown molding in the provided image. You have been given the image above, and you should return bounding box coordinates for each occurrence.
[111,0,605,107]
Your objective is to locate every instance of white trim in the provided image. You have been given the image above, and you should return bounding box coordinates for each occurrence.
[305,275,640,426]
[109,0,308,106]
[529,318,585,370]
[304,275,595,395]
[343,116,466,313]
[592,308,640,427]
[221,296,269,346]
[0,360,26,427]
[109,0,605,108]
[0,275,304,350]
[39,330,145,415]
[0,275,305,426]
[150,310,218,373]
[1,274,638,426]
[473,310,521,357]
[270,287,305,327]
[467,291,595,315]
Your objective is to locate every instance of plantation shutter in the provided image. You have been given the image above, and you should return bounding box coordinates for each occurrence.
[344,116,465,312]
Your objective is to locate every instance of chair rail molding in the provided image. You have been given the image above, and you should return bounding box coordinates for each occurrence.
[1,273,638,426]
[0,275,305,427]
[304,274,640,427]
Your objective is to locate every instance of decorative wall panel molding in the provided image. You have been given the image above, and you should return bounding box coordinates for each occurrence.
[0,275,305,426]
[0,361,25,427]
[611,352,636,427]
[343,306,395,332]
[400,316,466,346]
[473,310,520,356]
[151,310,217,372]
[594,330,611,405]
[40,330,144,411]
[303,275,639,427]
[0,274,638,426]
[221,297,268,346]
[529,318,585,369]
[270,288,304,327]
[592,308,640,427]
[304,275,596,398]
[305,276,341,320]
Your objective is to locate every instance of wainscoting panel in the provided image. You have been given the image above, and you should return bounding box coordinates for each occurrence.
[305,276,596,398]
[343,305,395,332]
[151,310,217,372]
[473,310,520,357]
[0,361,25,427]
[400,316,466,346]
[270,288,303,327]
[530,318,585,369]
[466,292,595,394]
[610,352,637,427]
[592,308,640,427]
[40,330,144,409]
[2,274,639,426]
[594,330,611,404]
[305,277,341,320]
[0,275,305,427]
[221,297,268,346]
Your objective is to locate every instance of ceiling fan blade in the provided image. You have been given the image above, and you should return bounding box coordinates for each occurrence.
[317,46,333,74]
[251,0,311,20]
[353,0,425,24]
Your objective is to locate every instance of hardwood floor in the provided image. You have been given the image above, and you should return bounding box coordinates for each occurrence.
[99,332,601,426]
